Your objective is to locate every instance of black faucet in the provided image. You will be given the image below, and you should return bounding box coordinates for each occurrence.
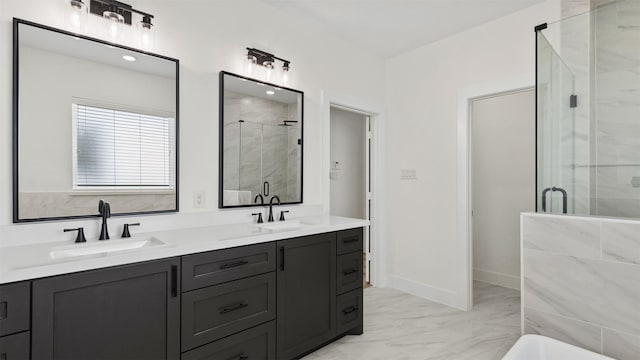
[254,194,264,205]
[268,195,281,222]
[98,200,111,240]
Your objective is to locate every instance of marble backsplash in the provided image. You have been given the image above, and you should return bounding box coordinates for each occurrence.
[521,213,640,360]
[18,191,176,219]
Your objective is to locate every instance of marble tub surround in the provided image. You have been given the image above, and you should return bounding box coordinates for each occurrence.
[521,213,640,359]
[304,282,520,360]
[0,215,368,284]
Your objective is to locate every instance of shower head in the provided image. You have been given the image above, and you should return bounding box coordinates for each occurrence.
[279,120,298,126]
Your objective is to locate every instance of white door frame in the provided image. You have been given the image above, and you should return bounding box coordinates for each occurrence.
[457,75,533,311]
[322,91,387,287]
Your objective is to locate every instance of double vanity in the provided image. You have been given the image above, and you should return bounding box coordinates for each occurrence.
[0,216,367,360]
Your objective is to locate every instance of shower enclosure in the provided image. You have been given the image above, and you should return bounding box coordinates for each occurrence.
[223,120,301,205]
[536,0,640,218]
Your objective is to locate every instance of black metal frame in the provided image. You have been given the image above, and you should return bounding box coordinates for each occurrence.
[534,22,547,213]
[12,18,180,223]
[218,71,304,209]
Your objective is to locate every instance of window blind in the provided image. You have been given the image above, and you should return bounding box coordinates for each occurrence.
[74,104,173,188]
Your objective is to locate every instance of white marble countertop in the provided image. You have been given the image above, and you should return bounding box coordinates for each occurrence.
[0,215,369,284]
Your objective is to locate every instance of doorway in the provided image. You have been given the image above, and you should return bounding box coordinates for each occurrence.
[470,89,535,299]
[329,106,372,287]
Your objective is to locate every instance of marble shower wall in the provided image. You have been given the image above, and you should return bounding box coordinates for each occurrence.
[593,0,640,217]
[521,213,640,360]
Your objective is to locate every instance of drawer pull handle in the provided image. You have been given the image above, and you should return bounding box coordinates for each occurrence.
[342,306,358,315]
[280,246,285,271]
[343,268,358,276]
[171,265,178,298]
[220,260,249,270]
[219,302,249,314]
[342,237,359,244]
[226,353,249,360]
[0,301,7,320]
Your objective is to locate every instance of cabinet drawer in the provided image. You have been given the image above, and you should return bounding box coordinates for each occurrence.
[337,251,363,295]
[336,288,363,335]
[0,282,30,336]
[182,243,276,291]
[181,321,275,360]
[182,272,276,351]
[0,331,30,360]
[336,228,363,255]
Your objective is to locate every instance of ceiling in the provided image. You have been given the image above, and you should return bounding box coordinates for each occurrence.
[260,0,545,58]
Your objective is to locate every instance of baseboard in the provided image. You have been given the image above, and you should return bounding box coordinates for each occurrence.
[473,268,520,290]
[387,274,466,310]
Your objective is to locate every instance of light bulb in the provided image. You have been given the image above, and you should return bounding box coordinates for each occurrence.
[282,62,290,86]
[246,55,257,77]
[137,16,154,50]
[263,60,274,82]
[67,0,88,33]
[103,7,124,42]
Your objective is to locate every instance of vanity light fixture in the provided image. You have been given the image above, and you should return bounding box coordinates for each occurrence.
[245,48,292,86]
[67,0,155,48]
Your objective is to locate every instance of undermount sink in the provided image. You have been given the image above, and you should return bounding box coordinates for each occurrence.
[49,237,166,260]
[257,220,305,231]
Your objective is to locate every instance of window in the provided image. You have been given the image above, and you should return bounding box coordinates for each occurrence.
[73,103,174,189]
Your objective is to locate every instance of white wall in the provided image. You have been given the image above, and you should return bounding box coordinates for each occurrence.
[0,0,385,244]
[471,90,536,290]
[330,107,366,219]
[384,0,561,309]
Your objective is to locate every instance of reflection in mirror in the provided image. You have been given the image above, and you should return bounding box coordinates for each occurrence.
[14,19,179,222]
[220,72,303,208]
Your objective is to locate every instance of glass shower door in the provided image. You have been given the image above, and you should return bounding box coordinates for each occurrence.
[537,31,577,214]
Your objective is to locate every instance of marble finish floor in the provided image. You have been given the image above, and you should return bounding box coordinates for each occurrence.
[304,281,520,360]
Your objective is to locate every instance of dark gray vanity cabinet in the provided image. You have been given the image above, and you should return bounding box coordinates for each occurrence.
[31,258,181,360]
[0,281,31,360]
[276,233,337,360]
[4,227,363,360]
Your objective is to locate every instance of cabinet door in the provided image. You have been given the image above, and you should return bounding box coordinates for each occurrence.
[0,282,30,337]
[181,321,276,360]
[32,258,180,360]
[181,272,276,351]
[0,331,30,360]
[277,233,336,360]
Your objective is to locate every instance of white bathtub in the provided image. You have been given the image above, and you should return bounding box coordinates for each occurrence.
[502,335,615,360]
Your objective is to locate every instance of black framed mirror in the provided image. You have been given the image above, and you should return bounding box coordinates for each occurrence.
[219,71,303,208]
[13,18,180,222]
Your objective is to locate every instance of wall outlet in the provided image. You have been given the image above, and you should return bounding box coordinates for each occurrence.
[400,168,417,180]
[193,190,206,208]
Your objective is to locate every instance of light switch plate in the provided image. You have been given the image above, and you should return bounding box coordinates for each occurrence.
[400,168,417,180]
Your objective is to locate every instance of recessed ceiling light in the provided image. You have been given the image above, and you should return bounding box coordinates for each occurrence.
[122,55,136,62]
[266,90,275,95]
